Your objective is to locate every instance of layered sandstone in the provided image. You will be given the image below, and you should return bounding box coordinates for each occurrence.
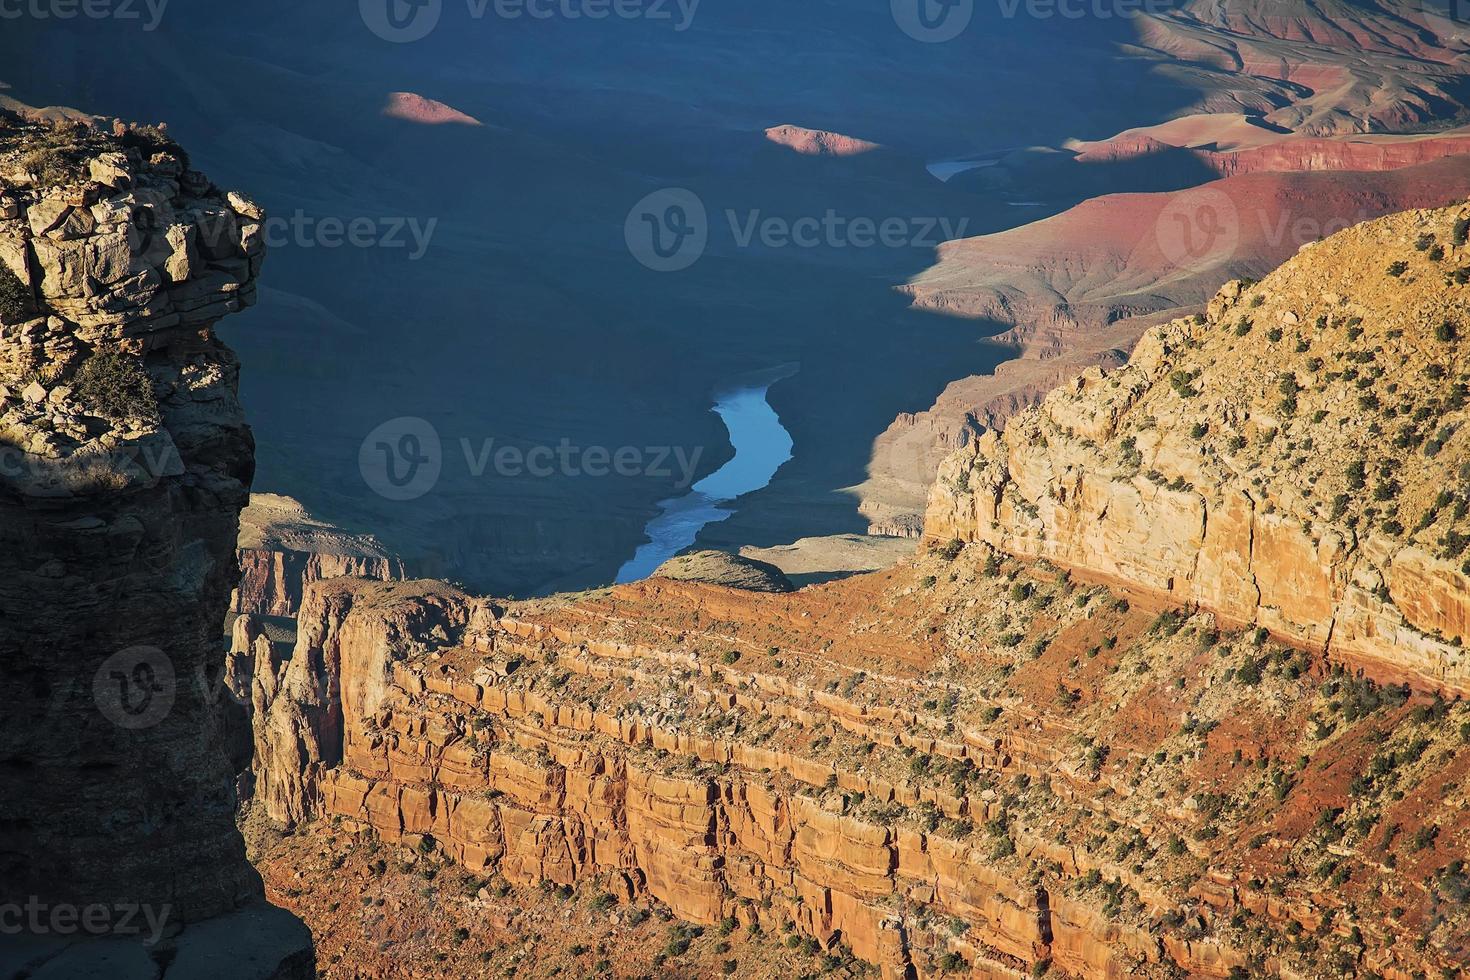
[0,113,312,975]
[255,558,1470,978]
[927,202,1470,693]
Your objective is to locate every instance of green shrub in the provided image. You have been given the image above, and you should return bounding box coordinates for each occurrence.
[1236,656,1264,686]
[73,351,159,421]
[1387,261,1409,277]
[938,952,966,972]
[0,264,28,322]
[1455,217,1469,246]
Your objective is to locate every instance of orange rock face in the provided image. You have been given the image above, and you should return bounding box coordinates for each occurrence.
[251,557,1470,979]
[926,203,1470,695]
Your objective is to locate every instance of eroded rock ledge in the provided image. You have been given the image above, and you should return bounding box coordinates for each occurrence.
[252,563,1470,978]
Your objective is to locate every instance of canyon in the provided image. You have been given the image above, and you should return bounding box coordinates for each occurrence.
[4,5,1470,977]
[240,203,1470,977]
[13,0,1470,595]
[858,149,1470,539]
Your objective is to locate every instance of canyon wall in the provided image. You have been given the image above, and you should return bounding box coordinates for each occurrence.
[860,156,1470,538]
[926,203,1470,694]
[253,559,1470,979]
[254,580,1194,979]
[0,116,312,975]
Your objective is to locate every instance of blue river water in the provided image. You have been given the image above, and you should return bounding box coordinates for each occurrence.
[615,377,794,583]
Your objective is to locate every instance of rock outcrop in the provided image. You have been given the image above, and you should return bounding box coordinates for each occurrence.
[234,493,405,618]
[380,92,482,128]
[652,549,794,593]
[763,125,882,157]
[0,113,312,975]
[927,202,1470,693]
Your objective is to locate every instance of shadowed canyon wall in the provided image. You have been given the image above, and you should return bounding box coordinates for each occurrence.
[0,116,312,977]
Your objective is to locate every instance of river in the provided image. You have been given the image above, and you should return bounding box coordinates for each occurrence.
[615,369,796,583]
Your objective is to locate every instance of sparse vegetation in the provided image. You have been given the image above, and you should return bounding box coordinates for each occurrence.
[72,350,159,421]
[0,264,28,322]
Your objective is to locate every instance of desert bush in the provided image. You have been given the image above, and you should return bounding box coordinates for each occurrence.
[73,351,159,421]
[936,537,964,561]
[938,952,967,972]
[117,122,189,167]
[0,264,28,322]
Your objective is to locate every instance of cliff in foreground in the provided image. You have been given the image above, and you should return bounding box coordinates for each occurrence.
[0,113,312,977]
